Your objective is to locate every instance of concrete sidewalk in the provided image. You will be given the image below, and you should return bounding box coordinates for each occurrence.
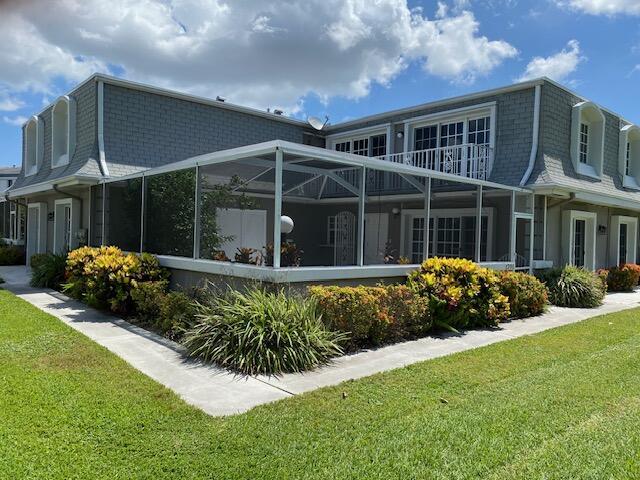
[3,265,640,416]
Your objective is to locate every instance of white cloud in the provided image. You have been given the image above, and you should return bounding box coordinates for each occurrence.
[554,0,640,15]
[0,0,517,113]
[0,96,25,112]
[2,115,28,127]
[517,40,584,83]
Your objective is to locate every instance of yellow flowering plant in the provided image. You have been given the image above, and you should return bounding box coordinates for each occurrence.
[407,257,510,330]
[64,246,168,314]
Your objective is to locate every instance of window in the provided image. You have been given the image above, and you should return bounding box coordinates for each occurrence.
[371,134,386,157]
[571,102,605,179]
[579,123,589,164]
[619,223,627,265]
[620,125,640,189]
[352,138,369,156]
[24,117,40,176]
[414,125,438,151]
[610,215,638,265]
[52,96,75,168]
[468,116,490,146]
[335,141,350,153]
[573,219,586,268]
[439,122,464,147]
[411,217,425,263]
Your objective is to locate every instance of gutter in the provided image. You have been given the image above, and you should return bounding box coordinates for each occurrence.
[97,81,110,177]
[520,84,541,187]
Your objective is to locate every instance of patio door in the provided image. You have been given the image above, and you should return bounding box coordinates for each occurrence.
[334,211,356,266]
[26,203,47,264]
[574,219,586,268]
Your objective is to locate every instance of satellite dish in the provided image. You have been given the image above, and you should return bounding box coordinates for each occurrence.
[307,115,329,131]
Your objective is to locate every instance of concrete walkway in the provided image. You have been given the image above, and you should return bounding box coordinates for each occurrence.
[3,264,640,416]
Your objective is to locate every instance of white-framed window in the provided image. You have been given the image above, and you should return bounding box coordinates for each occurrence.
[335,141,350,153]
[562,210,597,270]
[571,102,605,179]
[619,124,640,190]
[327,125,392,159]
[401,208,493,263]
[24,116,42,176]
[609,215,638,265]
[326,215,337,245]
[352,138,369,156]
[51,96,76,168]
[370,134,386,157]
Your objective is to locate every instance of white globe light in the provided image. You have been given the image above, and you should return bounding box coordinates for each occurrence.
[281,215,294,234]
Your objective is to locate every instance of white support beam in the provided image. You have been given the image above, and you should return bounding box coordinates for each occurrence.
[273,149,283,268]
[232,167,272,192]
[317,177,328,200]
[283,174,322,195]
[529,193,536,273]
[193,166,201,259]
[357,167,366,266]
[101,182,106,246]
[542,194,547,260]
[510,190,516,265]
[423,177,431,261]
[139,175,145,253]
[475,185,483,263]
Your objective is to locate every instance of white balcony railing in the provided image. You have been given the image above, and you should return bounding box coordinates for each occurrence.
[377,143,493,180]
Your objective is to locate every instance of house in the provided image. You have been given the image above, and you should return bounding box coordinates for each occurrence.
[7,74,640,285]
[0,166,21,244]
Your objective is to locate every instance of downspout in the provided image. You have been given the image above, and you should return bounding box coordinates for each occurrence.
[519,84,541,187]
[97,80,110,177]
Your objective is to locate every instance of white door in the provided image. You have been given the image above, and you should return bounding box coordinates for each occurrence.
[364,213,389,264]
[216,208,267,259]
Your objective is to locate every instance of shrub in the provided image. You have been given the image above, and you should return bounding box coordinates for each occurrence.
[263,242,303,267]
[0,244,25,265]
[308,284,431,350]
[234,247,258,264]
[131,281,197,339]
[64,246,168,314]
[602,264,640,292]
[30,253,68,289]
[620,263,640,285]
[407,257,510,330]
[499,271,548,319]
[183,288,345,375]
[538,265,606,308]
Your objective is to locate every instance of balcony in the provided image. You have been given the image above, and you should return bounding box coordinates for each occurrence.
[378,144,493,181]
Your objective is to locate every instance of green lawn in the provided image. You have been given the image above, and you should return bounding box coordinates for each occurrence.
[1,289,640,479]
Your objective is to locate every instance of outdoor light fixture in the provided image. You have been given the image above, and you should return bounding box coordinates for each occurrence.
[391,207,401,216]
[281,215,294,234]
[396,131,404,139]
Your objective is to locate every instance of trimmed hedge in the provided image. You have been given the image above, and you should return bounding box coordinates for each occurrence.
[538,265,606,308]
[407,257,510,330]
[599,264,640,292]
[499,271,548,319]
[0,244,25,265]
[308,284,430,350]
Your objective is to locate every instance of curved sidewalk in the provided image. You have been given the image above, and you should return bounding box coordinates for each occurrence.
[3,265,640,416]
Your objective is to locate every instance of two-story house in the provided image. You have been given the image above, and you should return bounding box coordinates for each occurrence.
[7,74,640,285]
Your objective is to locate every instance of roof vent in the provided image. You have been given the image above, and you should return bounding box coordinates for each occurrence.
[273,109,284,115]
[216,96,226,102]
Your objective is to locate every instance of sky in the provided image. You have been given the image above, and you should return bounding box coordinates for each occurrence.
[0,0,639,168]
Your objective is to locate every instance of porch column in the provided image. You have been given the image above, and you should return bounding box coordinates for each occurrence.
[139,175,146,253]
[423,177,431,261]
[101,182,106,246]
[475,185,483,263]
[529,193,535,273]
[509,190,516,265]
[356,166,366,266]
[273,148,283,268]
[542,195,547,260]
[193,167,201,259]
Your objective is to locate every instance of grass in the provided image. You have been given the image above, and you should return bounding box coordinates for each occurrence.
[1,288,640,479]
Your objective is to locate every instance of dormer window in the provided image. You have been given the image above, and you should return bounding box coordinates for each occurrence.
[51,96,75,168]
[619,124,640,190]
[571,102,605,179]
[24,116,42,176]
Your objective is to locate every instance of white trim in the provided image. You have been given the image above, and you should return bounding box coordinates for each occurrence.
[609,215,638,265]
[562,209,597,270]
[97,81,110,177]
[7,175,100,198]
[570,101,605,179]
[24,116,42,177]
[326,123,391,143]
[53,197,80,253]
[620,124,640,190]
[155,254,514,283]
[51,95,76,169]
[520,85,541,186]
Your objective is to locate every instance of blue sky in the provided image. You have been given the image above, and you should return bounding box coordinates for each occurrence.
[1,0,639,167]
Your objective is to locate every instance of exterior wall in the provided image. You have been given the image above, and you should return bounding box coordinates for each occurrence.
[326,87,536,187]
[13,81,99,190]
[102,84,314,177]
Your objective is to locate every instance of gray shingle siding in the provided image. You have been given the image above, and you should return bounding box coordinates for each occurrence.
[102,84,312,177]
[532,82,640,202]
[327,88,536,187]
[12,80,100,189]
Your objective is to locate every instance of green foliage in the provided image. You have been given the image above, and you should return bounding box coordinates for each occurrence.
[308,284,431,350]
[183,288,345,375]
[263,242,303,267]
[29,253,67,289]
[621,263,640,284]
[601,264,640,292]
[499,271,548,319]
[130,281,197,340]
[234,247,258,264]
[407,257,510,330]
[63,246,169,314]
[538,265,606,308]
[0,244,24,265]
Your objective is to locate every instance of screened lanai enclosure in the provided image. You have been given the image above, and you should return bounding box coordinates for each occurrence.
[90,141,541,283]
